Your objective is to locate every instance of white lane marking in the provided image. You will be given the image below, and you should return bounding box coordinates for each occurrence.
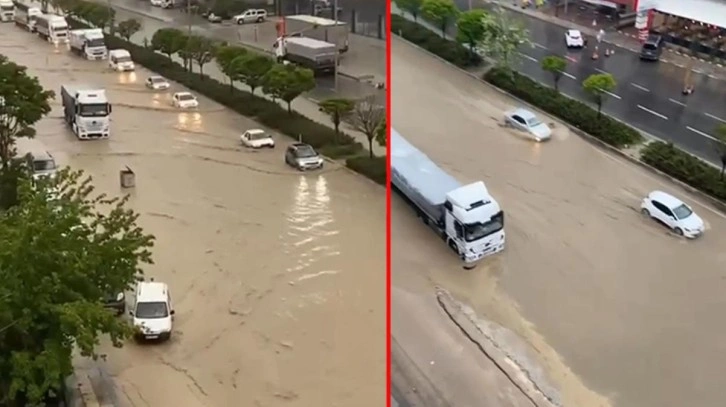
[565,55,578,63]
[686,126,718,142]
[669,98,686,107]
[595,68,608,74]
[533,43,548,50]
[602,90,621,99]
[630,82,650,92]
[637,105,668,120]
[705,112,726,124]
[519,52,538,62]
[562,72,576,80]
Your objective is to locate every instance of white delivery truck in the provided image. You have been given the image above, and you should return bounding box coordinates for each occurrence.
[0,0,15,22]
[13,1,41,31]
[390,129,505,265]
[60,84,112,139]
[108,49,134,71]
[35,14,68,43]
[274,37,336,74]
[69,28,107,60]
[283,15,349,53]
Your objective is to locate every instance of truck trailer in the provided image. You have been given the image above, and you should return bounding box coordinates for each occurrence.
[69,28,107,60]
[35,14,68,43]
[276,37,336,74]
[0,0,15,22]
[13,1,41,31]
[283,15,348,53]
[60,84,111,139]
[390,128,505,265]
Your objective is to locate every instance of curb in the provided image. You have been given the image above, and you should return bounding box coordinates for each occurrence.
[393,34,726,215]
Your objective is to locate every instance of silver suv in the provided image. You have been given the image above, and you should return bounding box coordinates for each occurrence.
[285,143,323,170]
[233,9,267,24]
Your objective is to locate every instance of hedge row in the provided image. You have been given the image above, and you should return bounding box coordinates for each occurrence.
[390,14,481,69]
[346,156,386,185]
[69,18,387,184]
[641,141,726,201]
[484,68,642,148]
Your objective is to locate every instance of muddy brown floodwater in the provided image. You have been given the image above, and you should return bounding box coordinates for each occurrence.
[393,37,726,407]
[0,26,385,407]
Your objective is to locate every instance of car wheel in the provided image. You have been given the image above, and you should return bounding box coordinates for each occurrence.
[256,17,263,22]
[674,227,684,236]
[237,19,243,25]
[640,208,650,217]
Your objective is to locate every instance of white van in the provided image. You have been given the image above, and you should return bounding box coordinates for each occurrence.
[108,49,134,72]
[129,279,174,341]
[15,138,58,180]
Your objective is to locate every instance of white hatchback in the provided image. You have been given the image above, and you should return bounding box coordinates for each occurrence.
[565,29,585,48]
[172,92,198,108]
[240,129,275,148]
[640,190,705,238]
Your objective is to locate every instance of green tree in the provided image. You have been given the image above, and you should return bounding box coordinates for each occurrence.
[261,64,316,113]
[88,4,115,30]
[456,9,487,57]
[394,0,423,21]
[215,45,247,91]
[233,54,274,95]
[540,55,567,92]
[375,117,387,149]
[479,6,530,71]
[420,0,459,38]
[352,96,385,158]
[0,169,155,406]
[151,28,185,60]
[116,18,142,41]
[582,73,616,118]
[714,124,726,180]
[175,34,192,71]
[318,98,355,143]
[185,35,216,77]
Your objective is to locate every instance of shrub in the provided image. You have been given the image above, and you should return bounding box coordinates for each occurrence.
[391,14,481,68]
[320,143,364,159]
[640,141,726,201]
[484,67,642,148]
[346,156,386,185]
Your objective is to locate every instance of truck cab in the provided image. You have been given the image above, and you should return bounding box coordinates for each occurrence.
[108,49,134,71]
[35,14,68,43]
[13,4,41,32]
[60,85,112,139]
[70,28,107,60]
[0,0,15,22]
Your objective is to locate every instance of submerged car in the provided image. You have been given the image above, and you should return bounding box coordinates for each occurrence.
[565,29,585,48]
[145,75,170,90]
[241,129,275,148]
[640,190,705,238]
[504,108,552,142]
[172,92,199,108]
[284,143,323,170]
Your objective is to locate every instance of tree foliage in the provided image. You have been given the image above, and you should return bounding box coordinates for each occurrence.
[395,0,423,21]
[352,96,385,158]
[318,98,355,142]
[375,117,387,149]
[233,54,274,96]
[185,35,217,77]
[0,169,155,406]
[420,0,459,38]
[540,55,567,92]
[117,18,142,41]
[262,64,316,113]
[714,124,726,179]
[456,9,487,56]
[151,28,185,59]
[85,4,115,30]
[478,6,530,70]
[582,73,616,117]
[215,45,247,90]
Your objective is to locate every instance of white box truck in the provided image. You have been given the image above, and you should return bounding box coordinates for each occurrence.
[283,15,349,53]
[35,14,68,43]
[13,1,41,31]
[0,0,15,22]
[60,84,112,139]
[391,128,505,266]
[69,28,107,60]
[275,37,336,74]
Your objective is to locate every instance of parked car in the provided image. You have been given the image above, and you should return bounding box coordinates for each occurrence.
[640,190,705,238]
[565,29,585,48]
[241,129,275,148]
[504,108,552,142]
[233,9,266,24]
[172,92,199,108]
[284,143,323,170]
[146,75,170,90]
[640,34,664,61]
[207,12,224,22]
[103,292,125,316]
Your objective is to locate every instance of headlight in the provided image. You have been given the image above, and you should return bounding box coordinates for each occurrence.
[116,292,124,302]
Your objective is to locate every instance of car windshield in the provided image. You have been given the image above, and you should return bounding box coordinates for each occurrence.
[79,103,109,117]
[87,38,105,48]
[177,94,195,101]
[569,32,580,39]
[116,55,132,63]
[34,159,56,172]
[464,211,504,242]
[526,117,542,127]
[295,146,317,158]
[135,301,169,319]
[672,204,693,219]
[643,43,657,50]
[249,133,268,140]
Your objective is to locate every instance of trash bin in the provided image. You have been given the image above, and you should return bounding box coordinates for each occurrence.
[120,166,135,188]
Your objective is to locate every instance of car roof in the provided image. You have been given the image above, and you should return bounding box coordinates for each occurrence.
[511,108,536,120]
[149,75,165,80]
[175,91,193,96]
[567,29,581,36]
[649,190,684,208]
[292,142,312,148]
[246,129,265,134]
[136,281,169,302]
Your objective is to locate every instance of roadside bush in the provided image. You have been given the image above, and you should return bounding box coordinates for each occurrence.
[346,156,386,185]
[641,141,726,201]
[391,15,481,68]
[484,67,642,148]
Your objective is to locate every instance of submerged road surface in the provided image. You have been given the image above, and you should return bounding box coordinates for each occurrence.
[393,36,726,407]
[1,25,385,407]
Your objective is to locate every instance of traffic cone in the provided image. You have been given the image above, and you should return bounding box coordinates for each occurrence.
[592,19,597,27]
[592,46,599,60]
[605,48,611,57]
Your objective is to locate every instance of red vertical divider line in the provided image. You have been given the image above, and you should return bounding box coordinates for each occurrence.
[385,0,392,404]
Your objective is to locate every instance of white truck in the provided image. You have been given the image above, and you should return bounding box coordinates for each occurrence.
[0,0,15,22]
[69,28,107,60]
[391,129,505,265]
[35,14,68,43]
[283,15,349,53]
[13,1,41,31]
[108,49,134,71]
[60,85,111,139]
[274,37,336,74]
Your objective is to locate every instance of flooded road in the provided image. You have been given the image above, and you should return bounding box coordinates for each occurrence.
[392,37,726,407]
[0,26,385,407]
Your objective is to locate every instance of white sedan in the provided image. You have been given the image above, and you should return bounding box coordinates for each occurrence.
[145,75,170,90]
[640,190,705,238]
[172,92,198,109]
[504,108,552,142]
[565,29,585,48]
[240,129,275,148]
